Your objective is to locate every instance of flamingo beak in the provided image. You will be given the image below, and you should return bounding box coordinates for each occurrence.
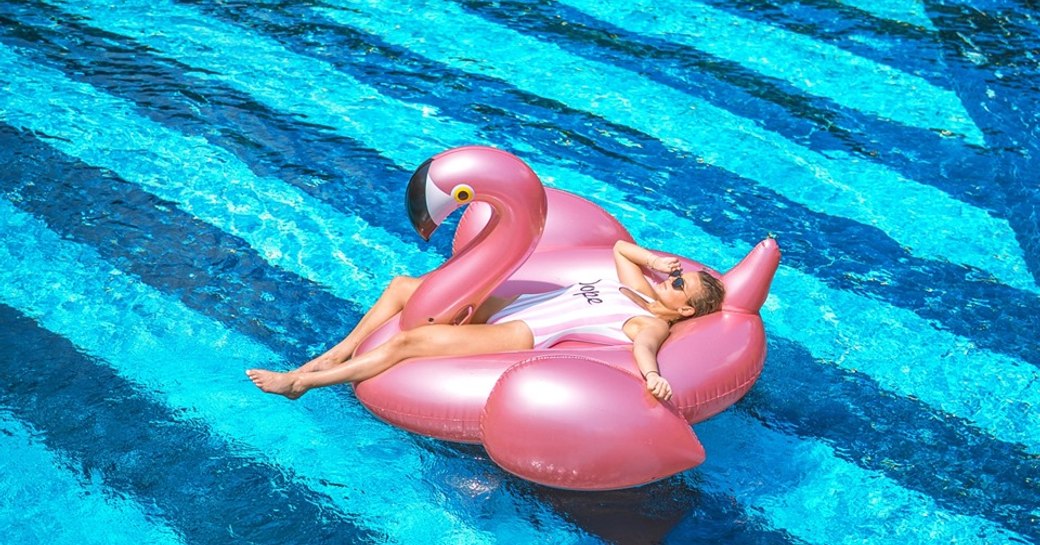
[406,157,463,241]
[406,159,437,241]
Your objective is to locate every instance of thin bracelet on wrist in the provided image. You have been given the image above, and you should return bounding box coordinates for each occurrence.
[643,370,660,378]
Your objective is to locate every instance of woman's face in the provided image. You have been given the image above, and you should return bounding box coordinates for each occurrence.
[654,272,703,313]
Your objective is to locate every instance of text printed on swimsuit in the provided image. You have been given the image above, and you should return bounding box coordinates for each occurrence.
[574,280,603,305]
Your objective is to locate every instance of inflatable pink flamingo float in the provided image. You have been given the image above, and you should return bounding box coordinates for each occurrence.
[353,146,781,490]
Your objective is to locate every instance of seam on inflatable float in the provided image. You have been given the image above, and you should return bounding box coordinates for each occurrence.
[367,405,474,423]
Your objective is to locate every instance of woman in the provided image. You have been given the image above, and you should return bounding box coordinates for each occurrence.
[247,240,725,401]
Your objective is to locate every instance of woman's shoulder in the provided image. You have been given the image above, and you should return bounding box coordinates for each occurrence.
[623,314,670,340]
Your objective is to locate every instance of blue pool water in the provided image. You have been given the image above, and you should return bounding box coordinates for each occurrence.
[1,0,1037,543]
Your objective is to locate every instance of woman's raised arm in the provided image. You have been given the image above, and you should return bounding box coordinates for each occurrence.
[613,240,677,298]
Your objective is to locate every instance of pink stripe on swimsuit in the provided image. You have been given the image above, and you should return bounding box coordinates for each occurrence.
[487,279,655,349]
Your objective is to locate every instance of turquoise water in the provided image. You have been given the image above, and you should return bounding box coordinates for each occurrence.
[1,1,1037,543]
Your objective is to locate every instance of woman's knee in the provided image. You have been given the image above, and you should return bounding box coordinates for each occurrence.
[389,275,421,299]
[386,328,425,358]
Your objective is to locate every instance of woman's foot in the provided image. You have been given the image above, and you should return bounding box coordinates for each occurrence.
[246,369,307,399]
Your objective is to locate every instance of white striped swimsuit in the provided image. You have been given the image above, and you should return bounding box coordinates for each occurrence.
[487,279,656,349]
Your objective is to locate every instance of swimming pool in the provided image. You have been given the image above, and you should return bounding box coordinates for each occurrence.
[1,0,1037,543]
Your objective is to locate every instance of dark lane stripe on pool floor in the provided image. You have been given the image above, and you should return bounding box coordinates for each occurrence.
[0,2,448,256]
[457,0,1002,214]
[698,0,949,82]
[702,0,1040,285]
[750,337,1040,541]
[0,303,375,545]
[0,123,359,367]
[924,2,1040,288]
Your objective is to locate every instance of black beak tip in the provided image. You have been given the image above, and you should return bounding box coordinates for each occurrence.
[406,158,436,241]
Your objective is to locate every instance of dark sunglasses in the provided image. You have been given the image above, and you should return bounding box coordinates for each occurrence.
[669,269,686,292]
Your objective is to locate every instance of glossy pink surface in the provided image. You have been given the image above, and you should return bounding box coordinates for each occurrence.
[481,355,706,491]
[354,146,780,490]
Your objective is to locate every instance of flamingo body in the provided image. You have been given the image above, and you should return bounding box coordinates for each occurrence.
[353,147,780,490]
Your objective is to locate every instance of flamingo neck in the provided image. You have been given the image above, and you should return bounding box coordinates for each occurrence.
[400,199,543,329]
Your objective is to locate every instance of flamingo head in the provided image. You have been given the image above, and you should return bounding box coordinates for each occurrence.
[406,146,546,241]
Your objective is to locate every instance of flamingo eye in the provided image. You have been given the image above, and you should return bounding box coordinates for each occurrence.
[451,184,474,204]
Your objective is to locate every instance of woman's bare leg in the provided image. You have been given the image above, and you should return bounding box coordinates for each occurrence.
[247,321,533,399]
[295,276,423,373]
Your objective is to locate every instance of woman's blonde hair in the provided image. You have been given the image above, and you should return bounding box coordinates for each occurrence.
[688,271,726,316]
